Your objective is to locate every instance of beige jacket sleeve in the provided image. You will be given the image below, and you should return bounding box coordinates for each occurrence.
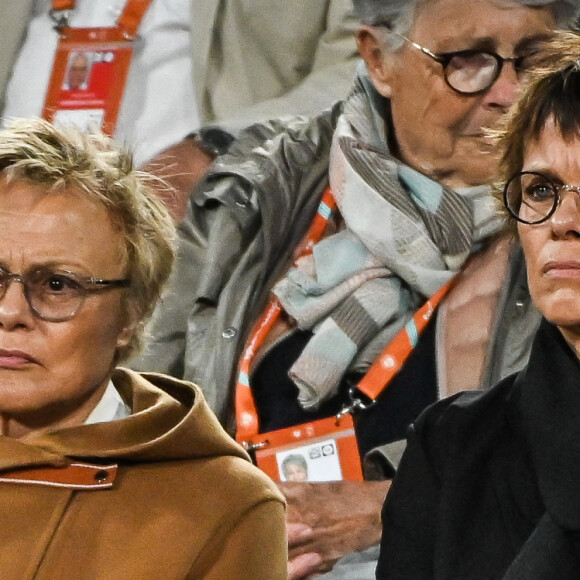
[0,1,34,112]
[192,499,288,580]
[194,0,359,134]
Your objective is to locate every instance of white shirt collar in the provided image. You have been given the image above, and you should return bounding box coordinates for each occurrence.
[84,380,131,425]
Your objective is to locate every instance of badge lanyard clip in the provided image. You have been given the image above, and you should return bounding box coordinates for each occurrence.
[49,8,72,32]
[335,386,377,422]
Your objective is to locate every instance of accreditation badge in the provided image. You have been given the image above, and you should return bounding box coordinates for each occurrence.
[250,413,364,482]
[42,27,135,136]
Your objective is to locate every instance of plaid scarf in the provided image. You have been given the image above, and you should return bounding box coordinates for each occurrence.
[272,67,504,410]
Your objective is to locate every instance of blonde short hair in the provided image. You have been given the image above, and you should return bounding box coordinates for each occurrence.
[0,118,176,361]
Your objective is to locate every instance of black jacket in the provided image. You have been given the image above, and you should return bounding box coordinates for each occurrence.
[377,318,580,579]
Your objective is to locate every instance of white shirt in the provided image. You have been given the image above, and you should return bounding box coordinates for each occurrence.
[2,0,200,165]
[85,380,131,424]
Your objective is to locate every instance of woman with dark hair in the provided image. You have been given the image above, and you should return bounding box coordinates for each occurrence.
[377,30,580,580]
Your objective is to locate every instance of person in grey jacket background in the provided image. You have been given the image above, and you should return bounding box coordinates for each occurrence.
[132,0,580,578]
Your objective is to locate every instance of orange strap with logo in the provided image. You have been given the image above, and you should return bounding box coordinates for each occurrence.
[355,277,453,401]
[236,187,336,442]
[52,0,73,11]
[235,186,457,444]
[52,0,151,38]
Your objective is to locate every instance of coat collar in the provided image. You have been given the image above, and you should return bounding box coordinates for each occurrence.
[192,0,221,117]
[514,318,580,529]
[0,368,249,474]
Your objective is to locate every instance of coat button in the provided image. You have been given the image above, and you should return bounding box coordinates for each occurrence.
[222,327,237,339]
[94,470,109,483]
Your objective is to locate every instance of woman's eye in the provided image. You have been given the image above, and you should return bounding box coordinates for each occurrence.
[524,183,555,201]
[39,273,81,294]
[450,52,494,70]
[47,276,67,291]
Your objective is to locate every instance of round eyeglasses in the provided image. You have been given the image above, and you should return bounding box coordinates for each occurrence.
[503,171,580,225]
[0,267,131,322]
[391,31,535,95]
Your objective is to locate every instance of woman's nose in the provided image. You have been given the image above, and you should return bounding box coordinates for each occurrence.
[0,281,34,329]
[483,60,519,111]
[550,188,580,238]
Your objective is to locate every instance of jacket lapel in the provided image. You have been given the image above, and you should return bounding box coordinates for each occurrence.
[192,0,221,117]
[517,319,580,530]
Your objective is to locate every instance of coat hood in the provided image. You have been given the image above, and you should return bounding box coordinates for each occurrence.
[0,368,250,472]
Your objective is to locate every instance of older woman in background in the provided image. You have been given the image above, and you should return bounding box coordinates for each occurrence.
[0,118,286,579]
[378,31,580,580]
[133,0,580,578]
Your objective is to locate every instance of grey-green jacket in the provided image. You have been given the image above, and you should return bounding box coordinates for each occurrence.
[133,102,541,459]
[136,105,343,427]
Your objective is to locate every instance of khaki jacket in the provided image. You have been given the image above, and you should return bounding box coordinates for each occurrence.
[0,0,33,112]
[193,0,359,130]
[0,0,359,130]
[0,368,286,579]
[133,105,343,424]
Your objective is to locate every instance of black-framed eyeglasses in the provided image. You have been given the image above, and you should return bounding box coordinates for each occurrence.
[503,171,580,225]
[391,30,535,95]
[0,266,131,322]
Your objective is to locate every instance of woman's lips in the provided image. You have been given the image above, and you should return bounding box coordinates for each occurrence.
[543,261,580,278]
[0,349,37,367]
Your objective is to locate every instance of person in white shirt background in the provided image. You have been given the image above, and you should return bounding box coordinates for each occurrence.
[0,0,359,219]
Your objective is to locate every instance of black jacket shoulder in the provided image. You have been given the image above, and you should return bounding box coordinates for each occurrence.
[409,375,518,475]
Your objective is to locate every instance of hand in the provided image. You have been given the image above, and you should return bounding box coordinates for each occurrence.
[280,480,391,579]
[139,137,215,222]
[287,523,323,580]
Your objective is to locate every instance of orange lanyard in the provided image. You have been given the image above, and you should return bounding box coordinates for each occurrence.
[53,0,75,9]
[356,278,453,401]
[235,187,456,442]
[236,187,336,440]
[51,0,151,38]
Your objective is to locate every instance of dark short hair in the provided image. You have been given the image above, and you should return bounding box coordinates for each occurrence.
[496,31,580,228]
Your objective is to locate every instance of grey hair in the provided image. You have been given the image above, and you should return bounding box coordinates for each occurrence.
[353,0,580,49]
[281,454,308,476]
[0,117,176,362]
